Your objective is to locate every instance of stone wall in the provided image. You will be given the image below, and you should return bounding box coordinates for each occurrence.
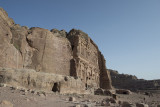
[109,69,160,91]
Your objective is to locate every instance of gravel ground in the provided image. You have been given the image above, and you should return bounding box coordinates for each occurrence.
[0,86,160,107]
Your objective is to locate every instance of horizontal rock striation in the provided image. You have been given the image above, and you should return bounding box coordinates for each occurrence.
[0,68,86,94]
[109,69,160,91]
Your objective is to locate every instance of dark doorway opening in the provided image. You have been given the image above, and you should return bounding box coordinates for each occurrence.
[71,45,74,50]
[52,83,59,92]
[123,92,127,94]
[85,83,88,90]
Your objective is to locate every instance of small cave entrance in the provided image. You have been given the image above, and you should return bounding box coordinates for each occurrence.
[71,45,74,50]
[85,83,88,90]
[52,83,59,92]
[123,92,127,94]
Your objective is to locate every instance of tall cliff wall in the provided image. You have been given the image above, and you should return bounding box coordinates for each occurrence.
[0,8,112,92]
[67,29,112,90]
[109,69,160,91]
[0,8,23,69]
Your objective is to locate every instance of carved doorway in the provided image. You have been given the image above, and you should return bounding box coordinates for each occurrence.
[52,82,59,92]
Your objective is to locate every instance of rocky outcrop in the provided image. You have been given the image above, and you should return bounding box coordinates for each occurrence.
[0,68,87,94]
[0,8,23,69]
[0,8,112,94]
[109,69,160,91]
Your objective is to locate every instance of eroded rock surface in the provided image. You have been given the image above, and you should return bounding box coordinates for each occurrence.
[0,8,112,94]
[0,68,86,94]
[109,69,160,91]
[0,8,23,69]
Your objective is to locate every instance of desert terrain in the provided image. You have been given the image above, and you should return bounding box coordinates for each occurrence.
[0,84,160,107]
[0,7,160,107]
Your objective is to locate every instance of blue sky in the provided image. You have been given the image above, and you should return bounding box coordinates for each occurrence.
[0,0,160,80]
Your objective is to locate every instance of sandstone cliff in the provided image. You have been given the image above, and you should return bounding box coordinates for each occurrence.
[109,69,160,91]
[0,8,112,94]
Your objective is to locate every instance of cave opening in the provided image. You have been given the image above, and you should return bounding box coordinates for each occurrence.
[123,92,127,94]
[52,83,59,92]
[71,45,74,50]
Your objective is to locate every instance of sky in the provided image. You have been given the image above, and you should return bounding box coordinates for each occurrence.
[0,0,160,80]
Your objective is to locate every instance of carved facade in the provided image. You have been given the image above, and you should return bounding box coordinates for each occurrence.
[67,29,112,90]
[76,37,100,89]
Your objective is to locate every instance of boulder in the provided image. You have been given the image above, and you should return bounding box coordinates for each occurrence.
[0,100,13,107]
[122,101,136,107]
[101,101,111,106]
[104,90,113,96]
[84,104,92,107]
[69,97,76,102]
[50,29,67,37]
[109,98,117,103]
[116,89,132,95]
[75,105,81,107]
[0,83,6,87]
[94,88,104,95]
[136,103,149,107]
[112,94,117,100]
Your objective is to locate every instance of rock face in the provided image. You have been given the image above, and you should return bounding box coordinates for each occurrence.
[0,8,23,69]
[0,68,86,94]
[26,27,72,75]
[67,29,112,90]
[0,8,112,94]
[109,69,160,91]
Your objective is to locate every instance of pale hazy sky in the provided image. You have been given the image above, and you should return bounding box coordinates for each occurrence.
[0,0,160,80]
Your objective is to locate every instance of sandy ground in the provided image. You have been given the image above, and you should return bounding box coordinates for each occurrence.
[0,86,160,107]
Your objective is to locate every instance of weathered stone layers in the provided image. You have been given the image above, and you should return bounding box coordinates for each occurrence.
[109,69,160,91]
[0,68,86,94]
[0,8,112,93]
